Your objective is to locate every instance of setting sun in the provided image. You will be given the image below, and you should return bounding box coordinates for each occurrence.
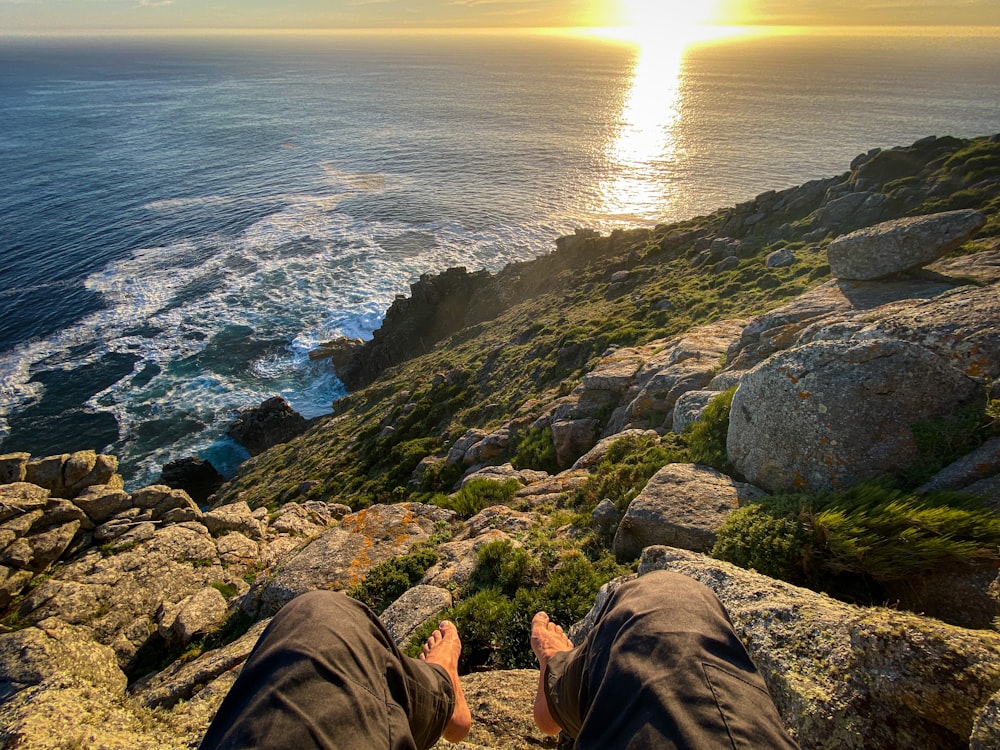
[620,0,720,29]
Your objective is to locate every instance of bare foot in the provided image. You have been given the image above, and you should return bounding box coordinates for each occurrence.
[421,620,472,743]
[530,612,574,736]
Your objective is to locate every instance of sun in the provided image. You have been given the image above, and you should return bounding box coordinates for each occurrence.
[619,0,720,33]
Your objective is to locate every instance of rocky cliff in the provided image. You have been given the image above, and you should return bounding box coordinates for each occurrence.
[2,133,1000,749]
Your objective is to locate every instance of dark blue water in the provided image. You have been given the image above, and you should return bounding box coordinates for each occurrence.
[2,29,999,487]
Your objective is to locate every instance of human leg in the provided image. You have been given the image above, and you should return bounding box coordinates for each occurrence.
[534,571,799,749]
[199,590,468,750]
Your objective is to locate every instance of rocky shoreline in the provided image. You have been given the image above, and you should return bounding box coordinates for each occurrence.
[2,133,1000,748]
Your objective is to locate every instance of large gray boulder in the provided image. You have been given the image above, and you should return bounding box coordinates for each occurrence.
[613,463,766,561]
[827,209,985,280]
[380,585,453,647]
[728,337,984,493]
[635,547,1000,750]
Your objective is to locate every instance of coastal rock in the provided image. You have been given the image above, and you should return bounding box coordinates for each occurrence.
[827,209,986,280]
[0,482,50,522]
[160,457,225,505]
[728,338,984,492]
[613,464,767,561]
[71,486,132,524]
[380,585,453,646]
[132,485,202,521]
[227,396,308,456]
[440,670,551,749]
[160,587,229,645]
[256,503,453,614]
[23,451,118,498]
[203,501,266,540]
[308,336,364,372]
[636,547,1000,750]
[0,452,29,484]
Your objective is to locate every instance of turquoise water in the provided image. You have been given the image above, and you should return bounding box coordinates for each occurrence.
[1,28,998,486]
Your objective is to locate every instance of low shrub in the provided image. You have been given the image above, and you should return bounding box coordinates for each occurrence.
[430,478,520,519]
[346,549,439,614]
[511,425,559,474]
[712,484,1000,602]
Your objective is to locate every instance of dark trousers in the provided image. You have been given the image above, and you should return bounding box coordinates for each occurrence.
[544,570,800,749]
[198,590,454,750]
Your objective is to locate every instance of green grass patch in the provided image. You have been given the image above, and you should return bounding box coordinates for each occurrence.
[685,387,736,473]
[346,548,439,614]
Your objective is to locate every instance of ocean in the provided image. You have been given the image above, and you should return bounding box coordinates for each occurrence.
[1,27,999,487]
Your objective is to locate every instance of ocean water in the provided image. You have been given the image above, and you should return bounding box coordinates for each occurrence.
[1,28,999,487]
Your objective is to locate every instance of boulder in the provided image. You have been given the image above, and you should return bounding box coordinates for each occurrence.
[591,499,621,537]
[203,501,266,540]
[635,547,1000,750]
[159,457,225,505]
[0,482,50,523]
[443,670,551,749]
[827,209,985,280]
[420,530,513,590]
[24,451,118,498]
[551,419,599,470]
[0,452,29,484]
[227,396,308,456]
[613,464,767,561]
[71,486,132,524]
[379,585,453,646]
[571,429,659,470]
[917,437,1000,497]
[257,503,453,614]
[766,248,796,268]
[162,587,229,645]
[728,338,984,492]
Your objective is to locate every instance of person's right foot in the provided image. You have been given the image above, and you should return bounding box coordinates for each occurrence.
[530,612,574,736]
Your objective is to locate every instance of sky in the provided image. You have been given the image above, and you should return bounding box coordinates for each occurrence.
[2,0,1000,33]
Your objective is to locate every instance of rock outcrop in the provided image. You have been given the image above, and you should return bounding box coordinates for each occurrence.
[227,396,309,456]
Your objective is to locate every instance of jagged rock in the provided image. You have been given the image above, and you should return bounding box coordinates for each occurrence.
[19,521,82,572]
[257,503,453,614]
[728,338,984,493]
[0,482,50,523]
[514,470,589,507]
[462,427,511,467]
[0,566,33,608]
[671,390,721,434]
[16,523,225,666]
[459,463,547,487]
[161,587,228,645]
[269,504,326,536]
[24,451,118,498]
[0,452,29,484]
[159,457,225,505]
[636,547,1000,750]
[71,486,132,524]
[129,485,200,521]
[580,353,645,393]
[613,464,766,561]
[447,429,487,464]
[828,210,986,280]
[380,585,453,646]
[972,689,1000,750]
[215,531,260,566]
[132,618,272,710]
[203,501,266,540]
[227,396,308,456]
[456,506,534,542]
[109,522,157,551]
[607,320,744,434]
[94,508,146,542]
[42,497,90,529]
[308,335,364,372]
[551,419,599,470]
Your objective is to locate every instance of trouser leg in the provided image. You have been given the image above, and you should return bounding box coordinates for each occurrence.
[199,590,454,750]
[544,570,799,750]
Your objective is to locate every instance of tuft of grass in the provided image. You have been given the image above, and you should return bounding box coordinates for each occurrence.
[429,478,520,519]
[511,425,559,474]
[712,484,1000,602]
[685,387,736,473]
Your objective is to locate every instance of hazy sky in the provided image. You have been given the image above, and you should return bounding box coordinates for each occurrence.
[2,0,999,33]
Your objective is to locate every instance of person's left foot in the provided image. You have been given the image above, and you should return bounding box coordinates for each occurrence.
[421,621,472,743]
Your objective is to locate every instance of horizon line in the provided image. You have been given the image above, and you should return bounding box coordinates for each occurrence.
[3,23,1000,39]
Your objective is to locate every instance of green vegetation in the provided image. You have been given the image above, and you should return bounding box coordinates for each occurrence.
[429,478,520,518]
[712,484,1000,602]
[404,540,629,672]
[573,433,688,515]
[685,387,737,473]
[346,549,439,614]
[511,425,559,474]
